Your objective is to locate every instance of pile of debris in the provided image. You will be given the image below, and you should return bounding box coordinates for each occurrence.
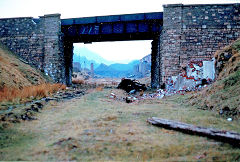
[117,78,147,93]
[109,59,217,103]
[109,56,222,104]
[109,79,165,103]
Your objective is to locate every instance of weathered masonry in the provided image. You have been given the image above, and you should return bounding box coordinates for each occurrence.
[161,3,240,83]
[0,3,239,87]
[0,14,65,83]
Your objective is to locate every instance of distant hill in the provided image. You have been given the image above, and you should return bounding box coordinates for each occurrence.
[109,60,139,72]
[73,46,148,78]
[73,54,100,70]
[95,63,131,78]
[73,47,114,65]
[73,46,141,77]
[95,63,114,72]
[95,60,139,78]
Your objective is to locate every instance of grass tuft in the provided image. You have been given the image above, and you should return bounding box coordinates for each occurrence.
[95,86,103,91]
[0,83,66,103]
[72,79,85,85]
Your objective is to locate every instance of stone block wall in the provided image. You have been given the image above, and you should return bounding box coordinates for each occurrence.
[0,14,66,84]
[41,14,66,83]
[161,3,240,83]
[0,17,45,69]
[161,4,182,83]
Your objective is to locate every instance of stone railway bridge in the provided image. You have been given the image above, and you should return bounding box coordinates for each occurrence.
[0,3,239,87]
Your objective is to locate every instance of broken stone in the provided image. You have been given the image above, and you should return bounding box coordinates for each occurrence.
[45,97,56,102]
[35,102,43,109]
[109,92,116,99]
[129,89,136,94]
[125,96,137,103]
[31,105,39,112]
[126,97,133,103]
[21,113,36,121]
[227,118,233,121]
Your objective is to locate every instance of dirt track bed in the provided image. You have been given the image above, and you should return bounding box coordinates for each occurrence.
[0,88,240,161]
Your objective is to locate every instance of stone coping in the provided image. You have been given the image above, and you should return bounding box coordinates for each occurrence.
[0,14,61,20]
[0,17,33,20]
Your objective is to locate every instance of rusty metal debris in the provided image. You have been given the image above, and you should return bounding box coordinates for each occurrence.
[117,78,147,93]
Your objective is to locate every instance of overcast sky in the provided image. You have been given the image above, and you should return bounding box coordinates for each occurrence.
[0,0,239,62]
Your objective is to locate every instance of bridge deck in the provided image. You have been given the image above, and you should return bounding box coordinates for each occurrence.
[61,12,163,43]
[61,12,163,25]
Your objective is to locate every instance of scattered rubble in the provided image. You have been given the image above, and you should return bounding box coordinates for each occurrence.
[108,59,216,104]
[125,96,137,103]
[108,89,167,104]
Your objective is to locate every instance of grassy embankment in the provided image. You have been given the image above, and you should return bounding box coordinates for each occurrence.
[0,43,66,104]
[0,88,239,161]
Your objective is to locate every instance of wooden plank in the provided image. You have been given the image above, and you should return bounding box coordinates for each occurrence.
[147,117,240,146]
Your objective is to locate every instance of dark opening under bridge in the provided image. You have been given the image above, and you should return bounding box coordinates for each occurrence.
[0,3,239,87]
[61,12,163,86]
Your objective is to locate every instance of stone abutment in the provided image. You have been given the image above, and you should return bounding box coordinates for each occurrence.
[161,3,240,83]
[0,14,66,84]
